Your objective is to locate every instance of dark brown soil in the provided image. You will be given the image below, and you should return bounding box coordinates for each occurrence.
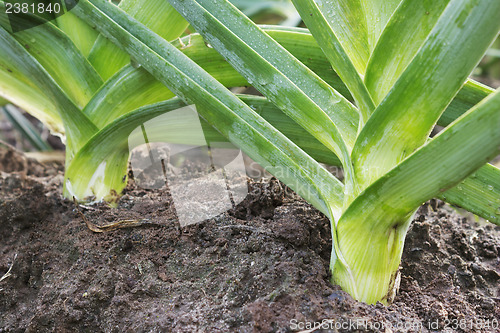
[0,146,499,333]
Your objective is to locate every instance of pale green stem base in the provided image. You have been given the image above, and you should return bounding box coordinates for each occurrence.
[330,212,415,305]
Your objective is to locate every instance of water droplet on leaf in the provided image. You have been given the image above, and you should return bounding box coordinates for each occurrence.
[258,77,269,86]
[130,58,141,69]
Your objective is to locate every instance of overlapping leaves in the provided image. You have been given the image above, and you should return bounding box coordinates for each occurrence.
[0,0,498,228]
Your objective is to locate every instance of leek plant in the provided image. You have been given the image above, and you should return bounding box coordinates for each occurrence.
[1,0,500,304]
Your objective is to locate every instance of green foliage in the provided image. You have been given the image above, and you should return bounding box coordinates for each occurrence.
[0,0,499,304]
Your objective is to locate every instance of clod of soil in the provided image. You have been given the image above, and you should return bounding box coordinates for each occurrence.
[0,147,499,332]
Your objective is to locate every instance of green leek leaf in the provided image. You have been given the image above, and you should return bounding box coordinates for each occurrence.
[0,3,103,108]
[335,88,500,302]
[88,0,188,81]
[84,28,352,129]
[439,164,500,225]
[71,0,345,217]
[54,7,99,57]
[0,66,63,135]
[166,0,359,162]
[304,0,401,75]
[365,0,451,105]
[353,0,500,190]
[292,0,375,124]
[0,26,97,155]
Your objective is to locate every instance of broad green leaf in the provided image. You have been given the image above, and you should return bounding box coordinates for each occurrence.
[84,23,492,134]
[0,3,103,109]
[440,79,494,126]
[85,76,500,223]
[360,0,403,56]
[245,96,341,166]
[341,86,500,243]
[313,0,369,75]
[166,0,359,196]
[253,90,500,223]
[353,105,500,224]
[335,87,500,303]
[439,164,500,225]
[303,0,401,75]
[83,66,175,128]
[365,0,451,105]
[67,95,343,202]
[78,19,497,220]
[250,92,500,223]
[88,0,188,81]
[0,67,64,134]
[54,9,99,57]
[85,62,344,162]
[167,0,359,153]
[1,105,52,151]
[84,28,351,129]
[0,26,97,155]
[0,97,7,106]
[249,28,496,129]
[292,0,375,123]
[252,26,351,98]
[71,0,345,217]
[353,0,500,189]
